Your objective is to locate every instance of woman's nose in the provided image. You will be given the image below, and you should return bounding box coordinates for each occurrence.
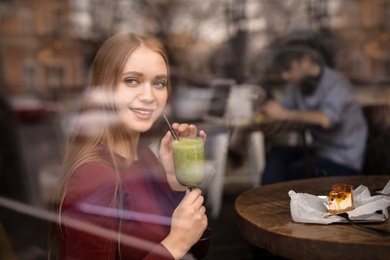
[138,84,154,103]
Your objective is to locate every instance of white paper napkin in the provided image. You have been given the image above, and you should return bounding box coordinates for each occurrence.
[289,180,390,225]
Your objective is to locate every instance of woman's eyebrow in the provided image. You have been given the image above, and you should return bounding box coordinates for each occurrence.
[155,74,168,79]
[122,71,144,77]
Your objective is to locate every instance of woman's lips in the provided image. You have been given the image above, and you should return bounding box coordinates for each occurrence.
[130,108,152,115]
[130,108,155,119]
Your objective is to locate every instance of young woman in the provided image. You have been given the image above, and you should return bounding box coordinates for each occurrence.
[55,33,208,259]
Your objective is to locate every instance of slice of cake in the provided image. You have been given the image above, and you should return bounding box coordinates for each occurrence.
[326,183,354,214]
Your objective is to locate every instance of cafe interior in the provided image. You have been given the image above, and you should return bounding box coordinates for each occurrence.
[1,0,390,259]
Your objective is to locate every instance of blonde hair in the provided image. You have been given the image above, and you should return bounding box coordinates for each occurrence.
[51,33,172,258]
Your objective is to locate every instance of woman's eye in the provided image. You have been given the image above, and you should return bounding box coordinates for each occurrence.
[154,81,167,88]
[124,78,138,86]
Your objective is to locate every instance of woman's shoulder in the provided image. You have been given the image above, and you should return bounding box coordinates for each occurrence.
[66,162,116,197]
[73,157,118,184]
[74,161,115,178]
[63,161,118,210]
[72,145,119,177]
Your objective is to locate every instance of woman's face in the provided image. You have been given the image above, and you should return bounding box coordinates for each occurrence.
[115,46,168,134]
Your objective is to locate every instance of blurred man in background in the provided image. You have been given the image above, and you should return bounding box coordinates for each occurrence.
[260,40,367,185]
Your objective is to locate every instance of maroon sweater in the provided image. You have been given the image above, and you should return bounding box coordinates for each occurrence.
[59,147,187,259]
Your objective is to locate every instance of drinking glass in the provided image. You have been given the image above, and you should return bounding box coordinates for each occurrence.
[172,137,205,189]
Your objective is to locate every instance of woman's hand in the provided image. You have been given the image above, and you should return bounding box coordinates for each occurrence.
[161,188,208,259]
[159,123,206,191]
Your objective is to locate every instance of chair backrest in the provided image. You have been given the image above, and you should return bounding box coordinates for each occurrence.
[225,84,266,126]
[362,104,390,136]
[203,80,266,126]
[202,78,235,124]
[361,104,390,175]
[173,85,213,122]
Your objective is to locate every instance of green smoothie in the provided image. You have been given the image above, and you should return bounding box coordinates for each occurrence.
[172,137,205,187]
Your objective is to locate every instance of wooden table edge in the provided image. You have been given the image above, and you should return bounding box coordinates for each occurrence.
[234,176,390,259]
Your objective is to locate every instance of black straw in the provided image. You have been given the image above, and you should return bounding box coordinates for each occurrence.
[163,115,179,141]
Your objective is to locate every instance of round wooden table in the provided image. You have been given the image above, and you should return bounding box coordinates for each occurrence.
[235,175,390,260]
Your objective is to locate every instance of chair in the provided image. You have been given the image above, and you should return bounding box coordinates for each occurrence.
[222,133,266,187]
[247,131,266,185]
[200,83,267,219]
[361,104,390,175]
[200,129,230,219]
[224,84,266,188]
